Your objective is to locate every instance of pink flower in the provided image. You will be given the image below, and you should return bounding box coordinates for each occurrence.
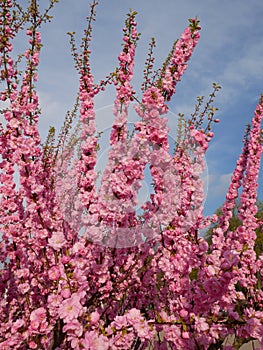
[90,311,100,324]
[195,317,209,332]
[29,341,37,349]
[47,293,63,317]
[48,265,61,281]
[11,319,24,334]
[32,52,39,65]
[126,308,141,324]
[58,293,84,323]
[179,309,188,318]
[48,231,67,251]
[14,268,29,279]
[29,307,47,331]
[221,250,239,270]
[112,315,128,330]
[190,129,208,150]
[142,87,164,109]
[134,320,152,340]
[82,330,109,350]
[203,277,224,299]
[17,282,30,294]
[182,331,190,339]
[63,319,83,338]
[48,293,63,308]
[61,288,71,299]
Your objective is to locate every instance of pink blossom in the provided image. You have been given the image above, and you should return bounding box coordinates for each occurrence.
[48,265,61,281]
[63,319,83,338]
[112,315,128,330]
[182,331,190,339]
[90,311,100,324]
[126,308,142,324]
[61,288,71,299]
[48,293,63,310]
[195,317,209,332]
[29,341,37,349]
[58,293,84,323]
[17,282,30,294]
[29,307,47,331]
[82,331,109,350]
[134,320,152,340]
[11,319,24,334]
[48,231,67,251]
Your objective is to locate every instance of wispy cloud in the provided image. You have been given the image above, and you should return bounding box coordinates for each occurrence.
[204,173,232,214]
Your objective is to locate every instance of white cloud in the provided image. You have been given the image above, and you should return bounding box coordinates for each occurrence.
[208,173,232,198]
[203,172,233,215]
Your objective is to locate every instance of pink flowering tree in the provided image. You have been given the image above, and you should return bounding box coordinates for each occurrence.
[0,1,263,349]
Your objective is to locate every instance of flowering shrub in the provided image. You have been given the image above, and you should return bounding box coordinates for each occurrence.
[0,1,263,349]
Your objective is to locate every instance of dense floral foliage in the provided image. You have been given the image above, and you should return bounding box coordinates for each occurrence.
[0,1,262,349]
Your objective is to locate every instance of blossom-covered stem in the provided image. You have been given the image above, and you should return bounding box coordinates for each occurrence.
[211,128,250,247]
[238,98,263,238]
[138,21,201,231]
[96,11,139,234]
[158,18,201,102]
[232,97,263,293]
[75,1,99,207]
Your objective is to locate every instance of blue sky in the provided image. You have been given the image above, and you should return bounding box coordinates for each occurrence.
[33,0,263,215]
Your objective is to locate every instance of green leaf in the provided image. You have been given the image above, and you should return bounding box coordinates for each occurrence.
[189,268,198,281]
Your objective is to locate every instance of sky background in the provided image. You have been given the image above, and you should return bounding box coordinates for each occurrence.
[28,0,263,216]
